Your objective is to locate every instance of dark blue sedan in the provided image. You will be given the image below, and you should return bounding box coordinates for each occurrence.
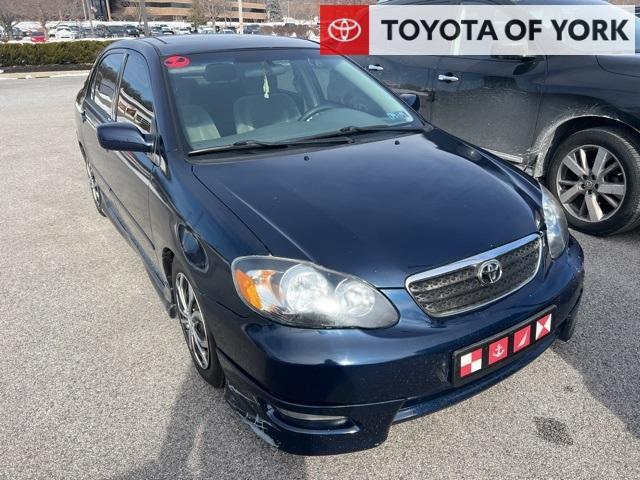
[74,35,584,455]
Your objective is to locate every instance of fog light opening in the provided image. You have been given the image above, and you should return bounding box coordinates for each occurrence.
[272,406,351,430]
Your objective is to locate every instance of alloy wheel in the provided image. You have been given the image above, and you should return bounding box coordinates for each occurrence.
[175,273,210,370]
[555,145,627,223]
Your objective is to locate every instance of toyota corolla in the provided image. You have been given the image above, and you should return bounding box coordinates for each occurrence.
[74,35,584,455]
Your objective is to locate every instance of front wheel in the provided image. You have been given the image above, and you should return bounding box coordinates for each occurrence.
[85,161,106,217]
[173,264,225,388]
[547,127,640,236]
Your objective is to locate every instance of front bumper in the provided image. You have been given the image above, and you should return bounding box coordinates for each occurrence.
[211,237,584,455]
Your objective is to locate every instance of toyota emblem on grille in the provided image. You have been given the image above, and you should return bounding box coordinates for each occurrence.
[328,18,362,43]
[478,259,503,285]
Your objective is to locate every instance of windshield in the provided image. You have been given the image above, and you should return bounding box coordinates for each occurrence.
[165,48,421,151]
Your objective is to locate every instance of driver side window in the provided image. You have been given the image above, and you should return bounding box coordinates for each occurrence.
[91,53,124,118]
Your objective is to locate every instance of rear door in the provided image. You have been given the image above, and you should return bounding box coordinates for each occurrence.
[431,55,546,164]
[430,1,547,164]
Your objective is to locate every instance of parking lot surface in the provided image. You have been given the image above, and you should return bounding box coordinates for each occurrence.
[1,76,639,480]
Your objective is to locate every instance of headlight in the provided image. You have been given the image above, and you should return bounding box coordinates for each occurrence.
[231,256,398,329]
[540,184,569,259]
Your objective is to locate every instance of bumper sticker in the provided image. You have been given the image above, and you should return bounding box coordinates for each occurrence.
[488,336,509,365]
[460,348,483,378]
[513,325,532,353]
[454,310,556,385]
[536,314,553,340]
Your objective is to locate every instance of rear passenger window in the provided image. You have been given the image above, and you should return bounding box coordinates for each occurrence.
[91,53,124,117]
[117,52,155,134]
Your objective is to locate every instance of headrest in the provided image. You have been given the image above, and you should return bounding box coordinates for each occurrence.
[204,63,239,83]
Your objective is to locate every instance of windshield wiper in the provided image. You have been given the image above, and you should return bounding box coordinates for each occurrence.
[188,136,352,156]
[292,124,428,143]
[338,124,428,134]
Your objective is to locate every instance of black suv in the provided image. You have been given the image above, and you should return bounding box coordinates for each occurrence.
[357,0,640,235]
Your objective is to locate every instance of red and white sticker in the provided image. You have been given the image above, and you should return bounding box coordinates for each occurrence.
[460,348,483,378]
[535,313,553,341]
[488,337,509,365]
[513,325,532,353]
[164,55,191,69]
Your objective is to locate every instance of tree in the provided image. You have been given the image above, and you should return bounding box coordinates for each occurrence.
[188,0,206,30]
[15,0,83,35]
[202,0,223,27]
[0,0,20,39]
[266,0,282,22]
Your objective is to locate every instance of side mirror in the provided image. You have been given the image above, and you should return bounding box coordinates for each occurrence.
[490,42,537,62]
[97,122,154,153]
[399,93,420,112]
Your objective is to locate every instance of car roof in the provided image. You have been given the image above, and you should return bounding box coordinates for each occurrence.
[135,34,317,56]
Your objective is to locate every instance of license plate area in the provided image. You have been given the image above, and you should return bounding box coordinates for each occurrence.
[453,307,556,386]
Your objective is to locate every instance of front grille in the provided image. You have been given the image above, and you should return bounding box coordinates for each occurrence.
[406,235,542,317]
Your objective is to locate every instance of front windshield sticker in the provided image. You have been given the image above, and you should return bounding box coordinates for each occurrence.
[164,56,191,69]
[387,111,411,122]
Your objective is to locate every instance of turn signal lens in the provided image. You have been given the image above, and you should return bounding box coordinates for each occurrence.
[231,256,398,329]
[234,269,263,310]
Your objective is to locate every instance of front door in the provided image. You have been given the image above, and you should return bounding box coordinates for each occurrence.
[109,50,157,264]
[82,50,156,264]
[353,54,440,121]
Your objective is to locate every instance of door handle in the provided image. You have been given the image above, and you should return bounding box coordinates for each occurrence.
[368,64,384,72]
[438,74,459,83]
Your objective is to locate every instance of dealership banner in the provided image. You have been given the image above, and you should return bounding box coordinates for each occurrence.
[320,4,637,56]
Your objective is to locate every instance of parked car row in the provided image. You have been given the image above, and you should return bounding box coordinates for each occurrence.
[2,23,270,43]
[49,23,142,39]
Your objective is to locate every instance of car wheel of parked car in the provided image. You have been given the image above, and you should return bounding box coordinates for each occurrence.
[173,265,225,388]
[84,161,106,217]
[548,127,640,236]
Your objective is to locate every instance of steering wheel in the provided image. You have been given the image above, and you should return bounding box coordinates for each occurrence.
[299,105,334,122]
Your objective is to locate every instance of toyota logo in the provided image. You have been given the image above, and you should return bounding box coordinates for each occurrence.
[477,259,503,286]
[328,18,362,43]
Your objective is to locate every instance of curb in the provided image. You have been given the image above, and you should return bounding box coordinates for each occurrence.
[0,71,90,80]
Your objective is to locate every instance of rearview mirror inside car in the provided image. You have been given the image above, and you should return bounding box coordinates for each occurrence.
[97,122,154,153]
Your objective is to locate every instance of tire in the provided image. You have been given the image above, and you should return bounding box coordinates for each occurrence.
[547,127,640,236]
[84,159,106,217]
[172,260,225,388]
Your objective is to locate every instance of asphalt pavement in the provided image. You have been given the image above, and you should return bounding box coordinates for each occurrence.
[0,76,639,480]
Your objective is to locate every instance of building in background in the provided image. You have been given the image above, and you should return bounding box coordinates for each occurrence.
[114,1,268,23]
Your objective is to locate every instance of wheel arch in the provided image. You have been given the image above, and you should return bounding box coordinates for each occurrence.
[533,116,640,179]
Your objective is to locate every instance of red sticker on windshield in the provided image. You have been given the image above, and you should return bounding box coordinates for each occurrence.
[164,56,190,68]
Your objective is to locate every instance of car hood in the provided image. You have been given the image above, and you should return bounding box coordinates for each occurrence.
[193,129,542,287]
